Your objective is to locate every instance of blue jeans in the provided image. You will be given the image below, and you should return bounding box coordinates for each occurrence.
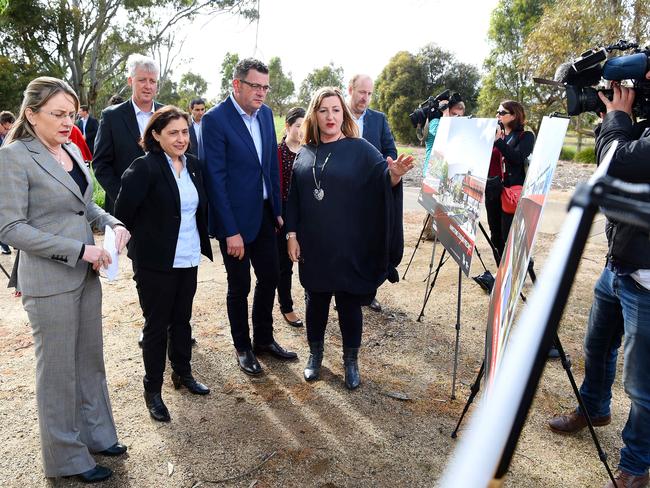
[578,267,650,476]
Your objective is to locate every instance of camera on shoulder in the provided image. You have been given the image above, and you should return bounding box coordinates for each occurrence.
[552,40,650,118]
[408,89,463,128]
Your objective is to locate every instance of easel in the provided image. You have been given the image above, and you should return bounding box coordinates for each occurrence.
[416,221,494,399]
[450,195,619,487]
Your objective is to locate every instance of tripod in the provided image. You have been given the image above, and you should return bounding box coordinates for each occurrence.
[402,214,431,280]
[450,212,617,486]
[416,222,493,399]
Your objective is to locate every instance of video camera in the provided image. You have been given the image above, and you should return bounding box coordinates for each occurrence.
[409,89,463,128]
[553,40,650,118]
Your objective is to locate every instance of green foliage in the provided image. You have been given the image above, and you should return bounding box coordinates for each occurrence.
[477,0,554,129]
[559,146,576,161]
[374,51,427,145]
[0,56,42,112]
[0,0,257,111]
[219,52,240,101]
[266,57,295,114]
[374,45,480,145]
[574,147,597,164]
[297,63,344,108]
[91,168,105,208]
[417,43,481,114]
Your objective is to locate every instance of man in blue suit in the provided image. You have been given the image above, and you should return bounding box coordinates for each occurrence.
[203,58,297,376]
[347,74,398,312]
[188,97,206,163]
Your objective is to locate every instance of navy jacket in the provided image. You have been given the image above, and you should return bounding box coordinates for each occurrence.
[362,108,397,160]
[202,97,281,243]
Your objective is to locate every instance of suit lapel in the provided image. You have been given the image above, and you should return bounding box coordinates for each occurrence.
[157,152,181,215]
[22,139,85,203]
[225,97,260,162]
[118,100,141,142]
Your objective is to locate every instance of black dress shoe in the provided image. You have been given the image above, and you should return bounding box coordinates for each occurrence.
[144,391,171,422]
[96,442,127,456]
[138,330,144,349]
[253,340,298,360]
[236,349,263,376]
[367,298,382,312]
[282,312,304,328]
[171,371,210,395]
[65,464,113,483]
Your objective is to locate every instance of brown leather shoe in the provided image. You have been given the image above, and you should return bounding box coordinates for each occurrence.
[548,410,611,434]
[603,470,649,488]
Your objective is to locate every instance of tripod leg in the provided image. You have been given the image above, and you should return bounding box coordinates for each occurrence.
[417,248,446,322]
[553,335,618,486]
[403,214,431,280]
[452,361,485,438]
[451,266,462,399]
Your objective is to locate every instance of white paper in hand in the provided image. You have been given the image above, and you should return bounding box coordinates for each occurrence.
[102,225,119,281]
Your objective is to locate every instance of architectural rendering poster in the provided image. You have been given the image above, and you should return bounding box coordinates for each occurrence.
[418,117,497,276]
[484,116,570,388]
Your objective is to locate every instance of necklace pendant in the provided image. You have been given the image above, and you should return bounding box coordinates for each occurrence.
[313,188,324,201]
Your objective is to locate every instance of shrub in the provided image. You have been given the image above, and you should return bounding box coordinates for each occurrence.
[574,147,597,164]
[559,146,576,161]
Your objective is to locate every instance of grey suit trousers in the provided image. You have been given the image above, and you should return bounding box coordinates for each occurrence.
[22,267,117,477]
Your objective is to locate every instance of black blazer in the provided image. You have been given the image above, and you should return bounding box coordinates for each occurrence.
[114,151,213,271]
[92,100,162,211]
[76,116,99,153]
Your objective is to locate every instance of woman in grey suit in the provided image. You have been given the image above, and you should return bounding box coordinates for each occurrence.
[0,77,131,483]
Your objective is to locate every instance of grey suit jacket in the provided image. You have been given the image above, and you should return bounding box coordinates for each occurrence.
[0,137,120,297]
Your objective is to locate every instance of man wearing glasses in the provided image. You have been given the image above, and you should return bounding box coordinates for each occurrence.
[203,58,297,376]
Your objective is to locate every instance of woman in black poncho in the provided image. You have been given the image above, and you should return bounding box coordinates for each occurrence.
[285,87,414,390]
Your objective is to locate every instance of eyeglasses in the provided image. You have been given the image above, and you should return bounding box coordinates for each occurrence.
[44,111,77,121]
[496,110,511,116]
[238,79,271,92]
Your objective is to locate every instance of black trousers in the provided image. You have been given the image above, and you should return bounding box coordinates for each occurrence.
[219,202,279,351]
[484,193,504,263]
[275,218,295,314]
[134,266,197,393]
[305,290,363,348]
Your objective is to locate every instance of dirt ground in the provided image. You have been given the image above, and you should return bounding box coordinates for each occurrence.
[0,159,628,488]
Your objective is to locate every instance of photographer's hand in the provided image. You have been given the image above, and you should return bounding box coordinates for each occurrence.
[599,82,635,115]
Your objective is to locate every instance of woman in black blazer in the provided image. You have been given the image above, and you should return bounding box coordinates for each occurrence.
[115,106,213,422]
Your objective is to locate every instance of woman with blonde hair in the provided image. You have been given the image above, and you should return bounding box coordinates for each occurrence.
[286,87,414,389]
[0,77,130,483]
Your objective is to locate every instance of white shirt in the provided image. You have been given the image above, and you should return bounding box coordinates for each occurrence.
[131,99,154,136]
[229,93,268,200]
[352,109,367,137]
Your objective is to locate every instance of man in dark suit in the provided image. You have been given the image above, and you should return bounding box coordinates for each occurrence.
[203,58,297,376]
[93,54,163,348]
[93,54,162,214]
[347,73,398,312]
[188,97,206,163]
[75,105,99,154]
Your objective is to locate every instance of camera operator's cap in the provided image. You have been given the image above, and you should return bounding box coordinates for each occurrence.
[603,53,649,80]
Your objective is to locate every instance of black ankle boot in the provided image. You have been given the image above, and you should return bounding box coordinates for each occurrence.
[304,342,324,381]
[343,347,360,390]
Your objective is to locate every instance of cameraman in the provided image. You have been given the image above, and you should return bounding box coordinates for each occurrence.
[422,99,465,176]
[548,77,650,488]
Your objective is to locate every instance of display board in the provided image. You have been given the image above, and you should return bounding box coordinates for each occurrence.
[418,117,497,275]
[485,116,570,387]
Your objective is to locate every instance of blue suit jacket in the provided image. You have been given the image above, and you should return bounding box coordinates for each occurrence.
[362,108,397,160]
[202,97,281,243]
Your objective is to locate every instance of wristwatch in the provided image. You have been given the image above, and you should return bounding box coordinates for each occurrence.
[286,232,296,240]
